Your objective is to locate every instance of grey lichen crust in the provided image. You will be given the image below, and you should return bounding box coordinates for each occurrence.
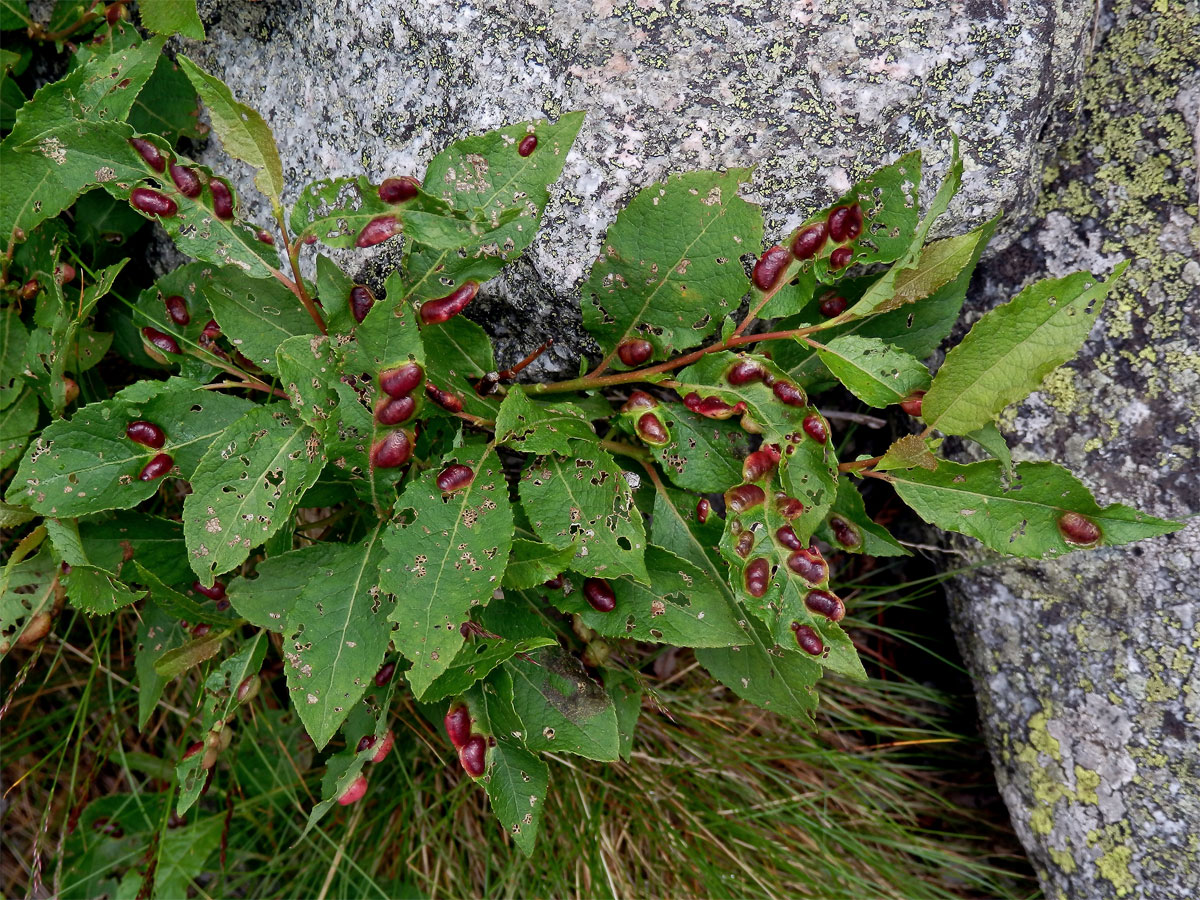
[188,0,1095,376]
[949,1,1200,896]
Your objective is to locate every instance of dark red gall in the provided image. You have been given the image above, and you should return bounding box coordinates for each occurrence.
[792,623,824,655]
[375,395,416,426]
[350,285,375,324]
[445,705,471,748]
[727,360,766,386]
[129,138,165,172]
[829,246,853,270]
[621,390,658,412]
[744,558,770,598]
[696,498,711,524]
[436,464,475,493]
[734,530,755,558]
[900,392,924,417]
[776,495,805,519]
[1058,512,1101,546]
[725,484,766,513]
[357,735,376,753]
[751,244,792,291]
[142,326,181,356]
[420,281,479,325]
[583,578,616,613]
[818,294,847,318]
[338,774,368,805]
[829,516,862,549]
[169,164,202,198]
[787,548,828,585]
[164,294,190,326]
[370,729,394,763]
[126,420,165,449]
[802,415,828,444]
[130,188,177,217]
[742,447,780,482]
[844,203,863,240]
[356,215,400,248]
[375,662,396,686]
[459,735,487,777]
[380,362,424,398]
[371,430,413,469]
[775,525,802,551]
[209,180,235,220]
[192,580,227,601]
[425,382,464,413]
[636,412,669,446]
[772,380,805,406]
[804,589,845,621]
[378,176,420,203]
[518,134,538,157]
[827,205,854,242]
[617,338,653,367]
[791,222,828,260]
[697,395,738,419]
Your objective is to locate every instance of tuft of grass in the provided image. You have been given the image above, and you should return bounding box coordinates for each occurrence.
[2,566,1036,900]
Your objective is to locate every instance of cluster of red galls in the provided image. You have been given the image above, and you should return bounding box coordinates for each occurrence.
[127,138,238,223]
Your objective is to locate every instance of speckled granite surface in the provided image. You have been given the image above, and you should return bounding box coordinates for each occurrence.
[185,0,1096,377]
[949,1,1200,896]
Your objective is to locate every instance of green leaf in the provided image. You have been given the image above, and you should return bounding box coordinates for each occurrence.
[177,55,283,206]
[793,150,923,285]
[422,633,556,701]
[225,542,344,632]
[815,335,930,408]
[581,168,763,365]
[846,141,961,314]
[139,0,204,39]
[964,422,1013,475]
[133,562,238,627]
[875,433,938,472]
[199,266,317,373]
[276,333,341,433]
[482,737,549,856]
[495,386,595,455]
[923,264,1129,435]
[714,469,866,680]
[506,646,620,761]
[0,501,36,527]
[129,54,203,142]
[46,517,143,614]
[77,512,191,586]
[695,618,821,721]
[176,631,268,814]
[889,459,1182,560]
[500,538,576,591]
[0,0,30,30]
[419,315,501,419]
[604,670,642,762]
[135,602,186,729]
[183,404,325,584]
[342,270,424,372]
[314,254,356,333]
[1,551,56,658]
[1,306,29,410]
[153,627,231,677]
[554,546,747,647]
[673,351,838,541]
[380,442,514,698]
[132,261,219,382]
[301,679,396,836]
[402,111,585,302]
[6,378,253,517]
[816,475,909,557]
[284,527,392,749]
[648,401,751,493]
[517,448,649,583]
[0,388,37,469]
[1,37,164,240]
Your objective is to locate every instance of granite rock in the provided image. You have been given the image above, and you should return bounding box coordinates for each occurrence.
[947,1,1200,896]
[185,0,1097,376]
